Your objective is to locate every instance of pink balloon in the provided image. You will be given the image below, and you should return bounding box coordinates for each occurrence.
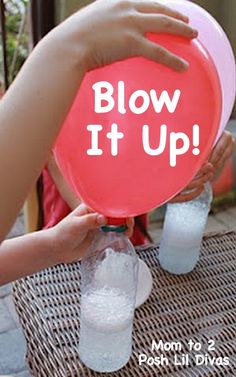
[160,0,236,142]
[54,35,221,218]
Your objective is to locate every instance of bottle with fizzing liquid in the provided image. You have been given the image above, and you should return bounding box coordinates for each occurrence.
[159,182,212,275]
[79,220,139,372]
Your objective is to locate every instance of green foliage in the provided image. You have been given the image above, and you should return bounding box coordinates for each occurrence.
[0,0,29,88]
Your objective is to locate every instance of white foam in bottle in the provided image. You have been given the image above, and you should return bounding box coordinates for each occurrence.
[79,287,133,372]
[159,182,212,274]
[79,228,138,372]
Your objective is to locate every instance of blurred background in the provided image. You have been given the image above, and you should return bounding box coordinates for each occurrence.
[0,2,235,376]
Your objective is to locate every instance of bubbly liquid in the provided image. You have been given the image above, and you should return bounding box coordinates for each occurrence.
[159,203,208,274]
[79,287,134,372]
[159,242,201,274]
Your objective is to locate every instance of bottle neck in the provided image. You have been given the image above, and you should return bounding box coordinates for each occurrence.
[101,224,128,233]
[101,217,127,233]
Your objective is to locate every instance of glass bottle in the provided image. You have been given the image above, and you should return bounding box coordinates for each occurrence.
[159,182,212,275]
[79,223,139,372]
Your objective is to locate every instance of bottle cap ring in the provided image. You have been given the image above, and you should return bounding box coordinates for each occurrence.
[101,225,128,233]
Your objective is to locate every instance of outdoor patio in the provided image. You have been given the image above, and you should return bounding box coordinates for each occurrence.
[1,206,236,376]
[0,0,235,376]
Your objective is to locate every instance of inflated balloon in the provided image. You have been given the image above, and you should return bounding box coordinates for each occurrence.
[159,0,236,142]
[54,34,221,218]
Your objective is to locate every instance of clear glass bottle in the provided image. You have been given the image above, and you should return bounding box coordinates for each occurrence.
[159,182,212,275]
[79,223,139,373]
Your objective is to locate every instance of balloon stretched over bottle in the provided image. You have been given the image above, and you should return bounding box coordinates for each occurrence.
[54,33,221,218]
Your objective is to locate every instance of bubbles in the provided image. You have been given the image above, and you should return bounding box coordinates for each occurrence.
[159,183,212,274]
[79,287,133,372]
[81,287,133,333]
[79,231,138,372]
[94,248,136,292]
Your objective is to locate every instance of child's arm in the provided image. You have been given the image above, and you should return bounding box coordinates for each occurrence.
[0,230,59,286]
[0,1,196,241]
[0,205,106,286]
[0,204,134,286]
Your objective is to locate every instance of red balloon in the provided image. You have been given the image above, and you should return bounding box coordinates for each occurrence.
[54,34,221,218]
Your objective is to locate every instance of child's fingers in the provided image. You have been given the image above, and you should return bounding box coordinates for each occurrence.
[135,1,189,23]
[75,213,107,231]
[185,172,213,191]
[138,38,188,72]
[170,186,204,203]
[194,162,214,179]
[140,14,197,38]
[210,137,228,166]
[70,203,94,217]
[172,162,213,203]
[125,228,134,238]
[125,217,135,238]
[209,131,235,167]
[215,139,235,170]
[126,217,135,229]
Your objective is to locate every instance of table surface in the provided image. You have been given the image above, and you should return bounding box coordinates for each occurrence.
[13,231,236,377]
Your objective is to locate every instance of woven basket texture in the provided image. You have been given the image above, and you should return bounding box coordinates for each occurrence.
[13,231,236,377]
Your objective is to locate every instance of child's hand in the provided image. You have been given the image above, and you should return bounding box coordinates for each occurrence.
[50,204,107,264]
[49,205,135,264]
[209,130,235,178]
[170,162,214,203]
[171,131,235,203]
[57,0,197,72]
[125,217,135,238]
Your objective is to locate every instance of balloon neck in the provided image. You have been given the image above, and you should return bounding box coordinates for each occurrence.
[108,217,126,226]
[101,217,127,233]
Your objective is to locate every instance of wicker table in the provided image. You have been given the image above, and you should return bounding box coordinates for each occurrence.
[13,231,236,377]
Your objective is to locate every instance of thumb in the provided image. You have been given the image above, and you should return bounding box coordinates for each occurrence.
[70,203,93,217]
[75,213,107,231]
